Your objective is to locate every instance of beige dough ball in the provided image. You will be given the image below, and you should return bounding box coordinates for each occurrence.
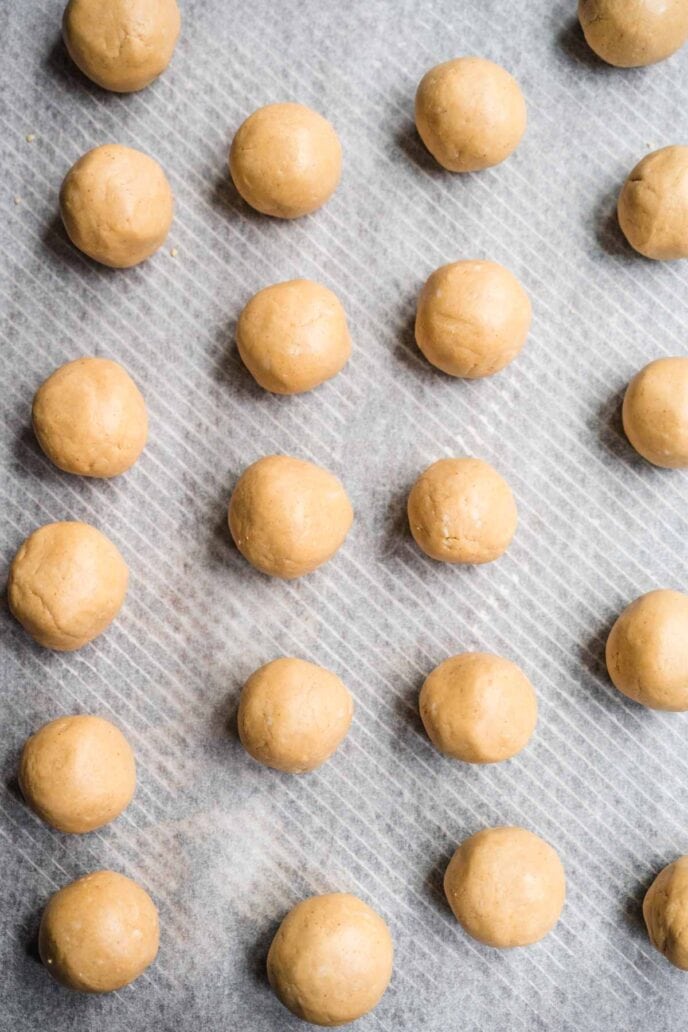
[8,521,128,651]
[415,57,526,173]
[229,102,342,218]
[420,652,537,763]
[578,0,688,67]
[238,657,354,773]
[415,260,531,378]
[228,455,353,579]
[444,826,566,947]
[237,279,351,394]
[618,146,688,260]
[62,0,181,92]
[622,357,688,468]
[33,357,147,477]
[407,457,517,565]
[60,144,174,267]
[606,589,688,710]
[39,870,159,992]
[644,855,688,969]
[19,715,135,833]
[267,893,393,1025]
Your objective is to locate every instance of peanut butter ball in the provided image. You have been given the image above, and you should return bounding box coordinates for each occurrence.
[622,357,688,468]
[578,0,688,67]
[618,146,688,260]
[644,855,688,969]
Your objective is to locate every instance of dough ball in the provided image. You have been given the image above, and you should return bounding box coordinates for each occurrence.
[228,455,353,579]
[229,102,342,218]
[62,0,181,92]
[617,146,688,260]
[267,893,393,1025]
[415,260,531,378]
[8,521,128,651]
[39,870,158,992]
[606,589,688,710]
[415,57,526,173]
[33,357,147,477]
[60,144,174,267]
[444,826,566,947]
[237,279,351,394]
[19,715,135,833]
[644,855,688,969]
[238,657,353,773]
[407,457,517,565]
[420,652,537,763]
[622,357,688,468]
[578,0,688,67]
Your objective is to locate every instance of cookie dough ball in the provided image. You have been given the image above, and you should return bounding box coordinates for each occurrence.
[228,455,353,578]
[415,57,526,173]
[444,826,566,947]
[267,893,393,1025]
[622,357,688,468]
[8,521,128,651]
[62,0,181,92]
[415,260,531,378]
[39,870,159,992]
[618,146,688,260]
[606,589,688,710]
[578,0,688,67]
[229,102,342,218]
[237,279,351,394]
[644,855,688,969]
[60,144,173,267]
[33,357,147,477]
[420,652,537,763]
[408,457,517,565]
[19,715,135,833]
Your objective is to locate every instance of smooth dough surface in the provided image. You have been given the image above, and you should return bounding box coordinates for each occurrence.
[415,260,531,378]
[407,457,517,564]
[62,0,181,92]
[578,0,688,67]
[644,855,688,969]
[8,521,128,651]
[622,357,688,468]
[238,657,354,773]
[444,826,566,947]
[415,57,526,172]
[606,589,688,710]
[267,893,393,1026]
[19,715,136,833]
[228,455,353,578]
[33,357,148,477]
[237,279,351,394]
[39,870,159,992]
[420,652,537,763]
[229,102,342,218]
[617,146,688,260]
[60,144,173,267]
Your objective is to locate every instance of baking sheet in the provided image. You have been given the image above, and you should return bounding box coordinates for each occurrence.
[2,0,688,1028]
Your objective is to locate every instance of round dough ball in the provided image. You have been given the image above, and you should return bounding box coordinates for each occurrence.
[19,715,135,833]
[578,0,688,67]
[228,455,353,579]
[407,457,517,565]
[237,279,351,394]
[622,357,688,468]
[39,870,158,992]
[60,144,174,268]
[8,521,128,651]
[618,146,688,260]
[229,102,342,218]
[644,855,688,969]
[33,357,147,477]
[415,260,531,378]
[238,657,354,773]
[444,826,566,947]
[420,652,537,763]
[62,0,181,92]
[267,893,393,1025]
[606,589,688,710]
[415,57,526,173]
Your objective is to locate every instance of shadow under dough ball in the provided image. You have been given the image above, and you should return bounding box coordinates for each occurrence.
[644,855,688,969]
[60,144,174,267]
[617,146,688,260]
[578,0,688,67]
[622,357,688,468]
